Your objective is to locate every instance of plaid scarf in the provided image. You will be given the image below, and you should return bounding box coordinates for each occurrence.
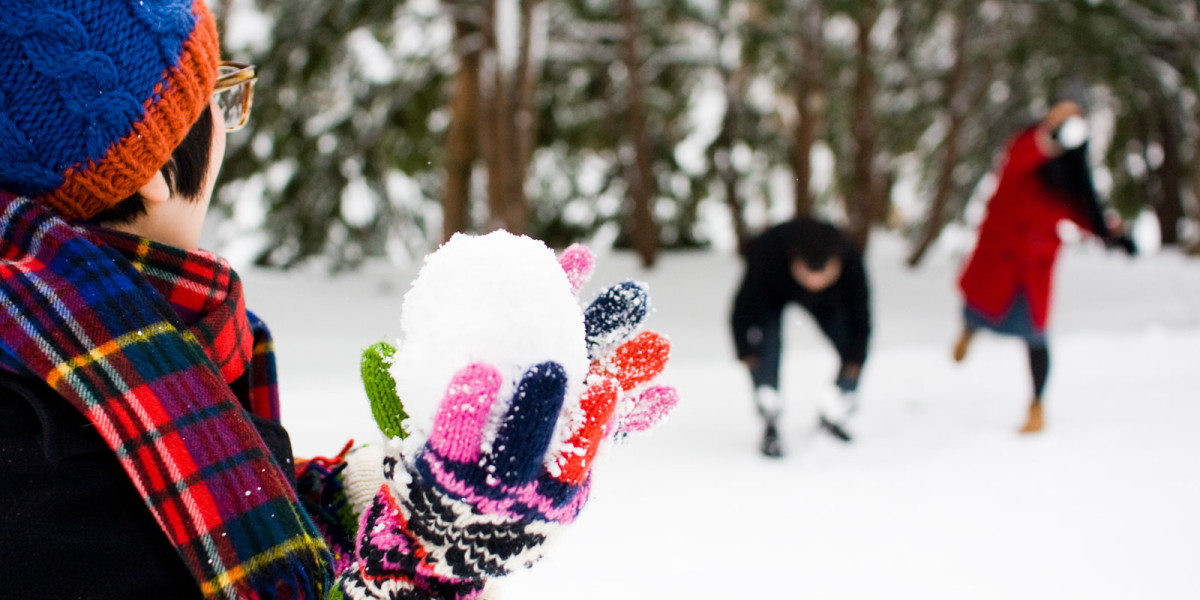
[0,193,331,599]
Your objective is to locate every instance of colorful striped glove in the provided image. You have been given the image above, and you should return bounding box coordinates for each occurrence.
[335,236,677,600]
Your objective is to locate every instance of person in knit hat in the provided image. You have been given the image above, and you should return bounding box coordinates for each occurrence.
[0,3,678,599]
[954,100,1136,434]
[0,2,334,598]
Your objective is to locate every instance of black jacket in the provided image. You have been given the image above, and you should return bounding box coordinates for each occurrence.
[0,372,296,599]
[730,219,872,364]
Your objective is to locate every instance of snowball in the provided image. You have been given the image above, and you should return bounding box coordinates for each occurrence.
[1056,116,1089,150]
[392,231,589,440]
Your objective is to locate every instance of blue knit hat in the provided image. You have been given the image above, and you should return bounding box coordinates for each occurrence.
[0,0,220,220]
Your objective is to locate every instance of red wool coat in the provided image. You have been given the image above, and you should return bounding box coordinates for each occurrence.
[958,127,1094,329]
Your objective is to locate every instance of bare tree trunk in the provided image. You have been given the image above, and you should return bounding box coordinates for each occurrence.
[478,1,508,232]
[442,6,483,241]
[499,0,542,234]
[714,89,749,256]
[706,4,750,255]
[710,11,750,256]
[717,146,749,256]
[791,1,825,218]
[619,0,659,268]
[1190,118,1200,254]
[1155,98,1184,245]
[908,5,971,267]
[847,1,880,250]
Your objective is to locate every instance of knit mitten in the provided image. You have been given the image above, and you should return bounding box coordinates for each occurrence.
[335,233,677,600]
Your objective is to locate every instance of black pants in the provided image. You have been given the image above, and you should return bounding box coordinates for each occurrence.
[963,323,1051,401]
[1029,344,1050,400]
[748,308,858,392]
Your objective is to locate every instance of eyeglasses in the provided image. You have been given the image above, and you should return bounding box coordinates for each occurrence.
[212,61,257,132]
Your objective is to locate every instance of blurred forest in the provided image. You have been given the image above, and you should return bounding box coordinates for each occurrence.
[209,0,1200,269]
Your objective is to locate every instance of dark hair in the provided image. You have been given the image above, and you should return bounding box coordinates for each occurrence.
[91,106,215,225]
[1037,141,1107,237]
[785,218,845,270]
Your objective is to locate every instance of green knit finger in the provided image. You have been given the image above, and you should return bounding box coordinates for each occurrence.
[360,341,409,440]
[328,582,346,600]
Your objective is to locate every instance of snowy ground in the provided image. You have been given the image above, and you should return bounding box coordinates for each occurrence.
[240,232,1200,599]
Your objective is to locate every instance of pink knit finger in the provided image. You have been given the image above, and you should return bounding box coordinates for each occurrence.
[428,363,502,463]
[557,243,595,296]
[621,385,679,433]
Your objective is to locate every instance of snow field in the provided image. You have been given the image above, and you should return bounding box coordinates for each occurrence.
[245,232,1200,599]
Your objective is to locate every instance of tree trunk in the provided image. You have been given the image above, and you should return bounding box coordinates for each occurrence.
[907,5,971,267]
[715,83,749,255]
[619,0,659,268]
[717,145,748,256]
[847,1,880,250]
[791,1,825,218]
[498,0,542,234]
[1190,117,1200,254]
[442,8,483,241]
[477,1,508,233]
[1154,98,1184,245]
[712,17,750,256]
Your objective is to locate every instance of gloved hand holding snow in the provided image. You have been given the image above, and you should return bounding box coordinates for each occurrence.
[1053,115,1089,150]
[335,231,678,600]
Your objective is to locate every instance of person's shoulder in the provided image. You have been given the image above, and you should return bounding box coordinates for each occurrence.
[746,222,787,253]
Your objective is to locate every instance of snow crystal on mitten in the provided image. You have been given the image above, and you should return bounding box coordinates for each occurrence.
[548,269,679,483]
[557,243,595,296]
[335,231,679,600]
[583,281,649,359]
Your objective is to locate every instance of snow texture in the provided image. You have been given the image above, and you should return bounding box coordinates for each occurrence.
[390,231,588,448]
[245,230,1200,599]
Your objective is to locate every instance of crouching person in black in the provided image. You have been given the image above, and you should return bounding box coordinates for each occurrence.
[731,217,872,456]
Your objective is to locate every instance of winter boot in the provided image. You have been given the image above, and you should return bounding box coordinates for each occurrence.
[760,419,783,458]
[817,391,855,443]
[952,327,975,363]
[1019,400,1043,434]
[754,387,785,457]
[818,416,853,443]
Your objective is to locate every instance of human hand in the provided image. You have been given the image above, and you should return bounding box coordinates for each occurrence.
[1038,101,1086,155]
[335,234,677,599]
[1042,100,1082,133]
[741,355,760,372]
[836,363,861,393]
[1101,213,1137,256]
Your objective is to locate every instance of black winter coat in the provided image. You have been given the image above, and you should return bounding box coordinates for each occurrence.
[730,218,872,365]
[0,372,296,599]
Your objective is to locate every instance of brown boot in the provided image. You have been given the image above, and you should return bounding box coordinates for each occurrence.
[1019,401,1044,434]
[952,328,974,363]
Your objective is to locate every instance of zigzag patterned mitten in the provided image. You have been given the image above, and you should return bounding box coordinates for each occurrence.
[334,233,679,600]
[338,360,596,599]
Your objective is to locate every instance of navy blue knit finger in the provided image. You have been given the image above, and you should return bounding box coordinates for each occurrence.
[583,281,648,358]
[492,362,568,486]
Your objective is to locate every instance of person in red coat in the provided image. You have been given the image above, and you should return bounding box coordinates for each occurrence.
[954,100,1135,434]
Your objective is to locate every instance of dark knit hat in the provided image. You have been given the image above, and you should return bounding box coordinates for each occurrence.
[0,0,220,220]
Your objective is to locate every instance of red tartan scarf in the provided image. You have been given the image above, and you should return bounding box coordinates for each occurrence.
[0,193,330,599]
[84,224,282,422]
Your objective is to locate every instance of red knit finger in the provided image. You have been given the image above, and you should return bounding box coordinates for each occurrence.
[556,376,619,485]
[606,331,670,392]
